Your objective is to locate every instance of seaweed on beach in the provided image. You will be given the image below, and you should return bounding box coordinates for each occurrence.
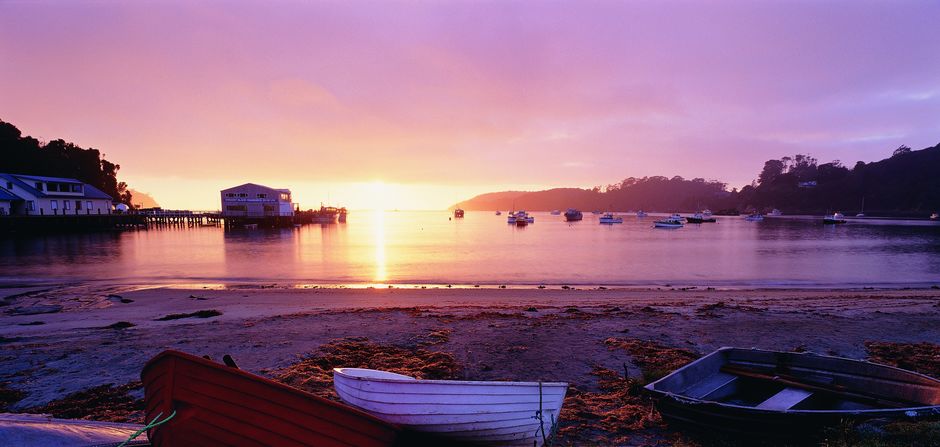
[605,338,699,382]
[865,341,940,377]
[155,309,222,321]
[0,381,26,411]
[27,381,144,423]
[271,336,461,400]
[557,366,661,445]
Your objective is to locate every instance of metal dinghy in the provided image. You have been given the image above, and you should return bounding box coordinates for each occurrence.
[333,368,567,446]
[644,347,940,435]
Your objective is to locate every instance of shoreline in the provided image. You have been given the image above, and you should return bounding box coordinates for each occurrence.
[2,284,939,445]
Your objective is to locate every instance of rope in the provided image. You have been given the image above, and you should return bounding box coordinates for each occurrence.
[115,410,176,447]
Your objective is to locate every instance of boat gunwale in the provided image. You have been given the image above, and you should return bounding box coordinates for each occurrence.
[333,368,568,388]
[644,347,940,415]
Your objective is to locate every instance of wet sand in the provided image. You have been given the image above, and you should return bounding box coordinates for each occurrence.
[2,284,939,445]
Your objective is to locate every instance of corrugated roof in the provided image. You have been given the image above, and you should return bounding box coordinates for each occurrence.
[11,174,85,184]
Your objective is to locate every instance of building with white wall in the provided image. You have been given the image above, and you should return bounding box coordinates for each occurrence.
[0,173,113,216]
[220,183,295,218]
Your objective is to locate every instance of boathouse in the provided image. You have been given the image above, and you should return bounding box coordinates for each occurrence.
[220,183,295,218]
[0,173,113,216]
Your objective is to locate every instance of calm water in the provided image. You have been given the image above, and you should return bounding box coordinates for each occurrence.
[2,211,939,288]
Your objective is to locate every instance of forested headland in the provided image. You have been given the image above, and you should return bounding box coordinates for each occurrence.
[457,143,940,216]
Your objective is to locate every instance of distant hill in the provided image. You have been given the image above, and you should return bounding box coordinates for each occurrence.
[128,189,159,209]
[456,142,940,216]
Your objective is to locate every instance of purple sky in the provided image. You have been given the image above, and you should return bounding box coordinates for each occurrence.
[2,1,939,209]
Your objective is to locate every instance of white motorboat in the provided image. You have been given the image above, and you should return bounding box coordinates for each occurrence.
[564,208,583,221]
[508,210,534,224]
[823,212,847,224]
[550,209,561,215]
[333,368,567,447]
[744,213,764,222]
[931,213,939,220]
[636,210,648,218]
[686,210,717,223]
[654,214,684,228]
[598,212,623,224]
[769,209,783,217]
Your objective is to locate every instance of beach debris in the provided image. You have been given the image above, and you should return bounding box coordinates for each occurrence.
[0,382,26,411]
[866,341,940,377]
[413,328,452,346]
[26,382,144,423]
[18,321,44,326]
[106,294,133,304]
[101,321,136,330]
[559,366,660,445]
[0,336,22,344]
[604,338,698,382]
[5,304,63,316]
[271,337,461,401]
[524,307,538,312]
[154,309,222,321]
[188,294,208,300]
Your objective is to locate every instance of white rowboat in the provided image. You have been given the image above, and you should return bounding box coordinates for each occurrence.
[333,368,567,446]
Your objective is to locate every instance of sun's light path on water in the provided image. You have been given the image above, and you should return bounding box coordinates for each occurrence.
[371,181,389,283]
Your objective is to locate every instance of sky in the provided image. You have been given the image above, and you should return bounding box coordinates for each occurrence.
[2,0,939,210]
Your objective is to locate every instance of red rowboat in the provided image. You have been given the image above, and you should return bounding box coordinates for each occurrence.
[141,350,399,447]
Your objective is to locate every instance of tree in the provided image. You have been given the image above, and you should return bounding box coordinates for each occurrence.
[758,159,785,185]
[892,145,911,157]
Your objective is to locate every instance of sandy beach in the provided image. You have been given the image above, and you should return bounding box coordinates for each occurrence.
[2,284,940,445]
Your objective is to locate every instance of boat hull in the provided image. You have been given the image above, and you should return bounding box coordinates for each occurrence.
[645,347,940,437]
[334,368,567,447]
[142,350,399,447]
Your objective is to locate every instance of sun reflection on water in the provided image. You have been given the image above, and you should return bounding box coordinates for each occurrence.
[373,209,387,282]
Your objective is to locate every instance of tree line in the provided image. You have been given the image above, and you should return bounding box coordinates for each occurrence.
[0,119,132,204]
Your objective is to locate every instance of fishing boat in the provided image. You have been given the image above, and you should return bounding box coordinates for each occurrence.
[550,209,561,215]
[564,208,583,221]
[930,212,938,220]
[599,212,623,224]
[636,210,648,218]
[744,213,764,222]
[338,209,347,223]
[645,347,940,436]
[515,214,529,226]
[823,212,847,224]
[333,368,567,447]
[686,210,717,223]
[142,350,399,447]
[769,209,783,217]
[454,208,465,218]
[508,210,534,224]
[0,413,148,446]
[654,214,684,228]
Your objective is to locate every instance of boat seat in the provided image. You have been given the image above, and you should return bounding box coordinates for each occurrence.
[682,372,738,399]
[755,387,813,410]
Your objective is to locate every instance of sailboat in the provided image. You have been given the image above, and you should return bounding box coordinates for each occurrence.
[856,197,866,217]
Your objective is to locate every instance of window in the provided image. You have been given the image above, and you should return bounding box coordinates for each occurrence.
[226,205,247,211]
[5,182,11,190]
[225,193,235,198]
[76,200,82,210]
[85,201,92,211]
[238,193,248,197]
[51,200,58,210]
[71,184,82,193]
[279,193,290,201]
[64,201,71,210]
[27,201,35,211]
[257,193,267,198]
[35,182,43,191]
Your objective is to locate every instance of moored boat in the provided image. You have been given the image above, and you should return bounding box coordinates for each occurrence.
[645,347,940,436]
[823,212,847,224]
[769,209,783,217]
[598,212,623,224]
[564,208,583,221]
[454,208,465,218]
[636,210,648,218]
[931,212,938,220]
[333,368,567,447]
[508,210,534,224]
[744,213,764,222]
[495,210,501,216]
[0,413,147,446]
[142,350,399,447]
[686,210,717,223]
[654,214,684,228]
[550,209,561,215]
